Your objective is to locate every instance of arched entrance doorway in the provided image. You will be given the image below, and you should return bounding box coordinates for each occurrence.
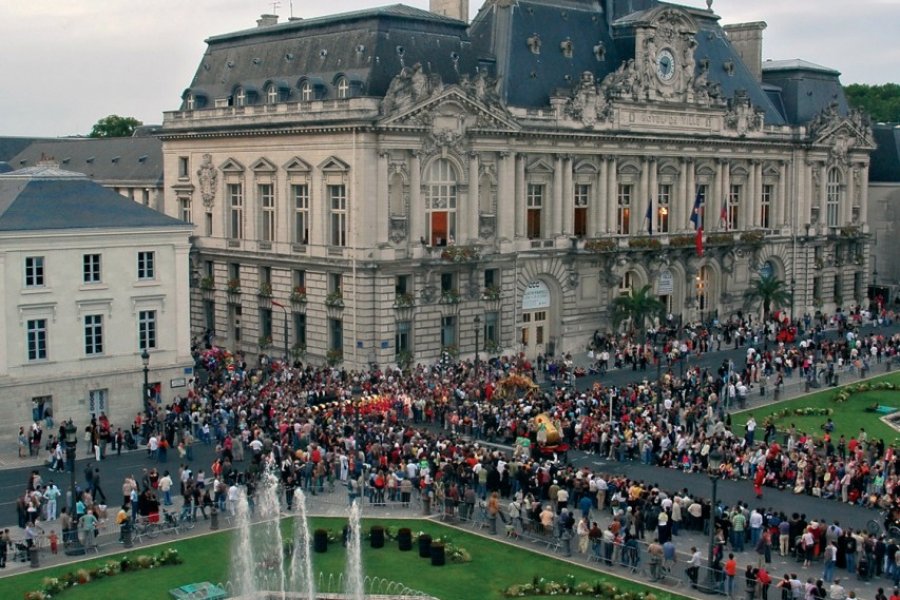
[521,280,552,357]
[696,265,711,321]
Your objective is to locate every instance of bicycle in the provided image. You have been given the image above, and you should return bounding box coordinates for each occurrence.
[866,510,900,541]
[132,514,161,542]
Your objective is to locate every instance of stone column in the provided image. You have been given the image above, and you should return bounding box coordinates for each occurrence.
[498,152,515,241]
[561,155,574,236]
[515,153,526,238]
[597,156,608,234]
[858,163,869,224]
[552,155,564,237]
[648,158,658,235]
[685,159,696,232]
[711,160,723,232]
[468,152,480,243]
[777,161,787,229]
[376,151,390,244]
[637,158,649,235]
[819,162,828,226]
[409,151,423,244]
[607,157,618,234]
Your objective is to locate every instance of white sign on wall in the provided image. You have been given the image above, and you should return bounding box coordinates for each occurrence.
[657,270,674,296]
[522,280,551,310]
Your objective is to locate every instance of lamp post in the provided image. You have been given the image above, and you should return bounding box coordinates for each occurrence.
[790,278,796,322]
[272,300,289,364]
[474,314,481,367]
[64,420,84,555]
[141,348,150,415]
[699,447,723,593]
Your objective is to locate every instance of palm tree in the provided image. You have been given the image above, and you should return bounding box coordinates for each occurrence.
[610,284,664,335]
[745,273,792,321]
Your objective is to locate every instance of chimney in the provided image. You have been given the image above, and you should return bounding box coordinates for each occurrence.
[723,22,767,82]
[257,14,279,28]
[429,0,469,22]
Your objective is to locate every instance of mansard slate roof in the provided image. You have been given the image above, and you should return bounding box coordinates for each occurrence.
[7,136,163,185]
[179,0,848,129]
[0,166,188,232]
[761,59,848,125]
[183,4,473,108]
[870,124,900,183]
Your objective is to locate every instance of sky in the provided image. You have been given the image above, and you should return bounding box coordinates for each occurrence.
[1,0,897,137]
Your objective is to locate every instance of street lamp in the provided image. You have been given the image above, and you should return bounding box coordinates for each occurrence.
[474,314,482,367]
[64,420,84,555]
[790,278,796,322]
[141,348,150,414]
[699,447,723,593]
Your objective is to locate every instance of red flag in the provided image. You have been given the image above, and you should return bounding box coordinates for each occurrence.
[695,208,704,257]
[271,300,285,308]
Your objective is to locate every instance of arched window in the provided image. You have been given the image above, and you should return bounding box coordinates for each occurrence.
[300,81,313,102]
[618,271,636,296]
[425,159,457,247]
[826,168,842,227]
[696,266,711,313]
[336,77,350,99]
[234,86,246,107]
[266,84,278,104]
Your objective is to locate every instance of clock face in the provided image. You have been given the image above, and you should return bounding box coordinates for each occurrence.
[656,49,676,82]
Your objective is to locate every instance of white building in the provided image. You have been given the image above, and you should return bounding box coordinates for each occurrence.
[0,162,193,433]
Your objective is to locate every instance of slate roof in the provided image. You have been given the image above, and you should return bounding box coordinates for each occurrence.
[183,4,472,108]
[871,124,900,183]
[0,137,45,162]
[0,166,189,232]
[761,59,848,125]
[7,136,163,186]
[176,0,848,129]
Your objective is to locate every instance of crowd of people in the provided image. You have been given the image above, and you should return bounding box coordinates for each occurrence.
[7,304,900,596]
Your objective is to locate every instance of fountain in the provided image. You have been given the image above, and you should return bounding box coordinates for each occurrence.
[227,473,434,599]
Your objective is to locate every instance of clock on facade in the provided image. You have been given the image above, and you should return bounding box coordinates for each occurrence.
[656,48,676,82]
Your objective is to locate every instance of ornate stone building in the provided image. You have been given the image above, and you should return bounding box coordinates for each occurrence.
[160,0,874,368]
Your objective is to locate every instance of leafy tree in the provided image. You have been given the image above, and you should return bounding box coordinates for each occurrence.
[845,83,900,123]
[610,284,664,335]
[744,274,792,321]
[88,115,143,138]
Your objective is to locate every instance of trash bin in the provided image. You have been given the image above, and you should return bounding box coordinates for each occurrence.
[210,507,219,531]
[29,546,39,568]
[398,528,413,551]
[418,534,432,558]
[833,374,839,387]
[430,542,445,566]
[123,522,133,548]
[314,529,329,553]
[370,526,385,549]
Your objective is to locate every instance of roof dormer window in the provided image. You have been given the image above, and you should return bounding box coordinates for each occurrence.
[300,81,313,102]
[336,77,349,99]
[186,94,195,111]
[235,86,247,107]
[266,84,278,104]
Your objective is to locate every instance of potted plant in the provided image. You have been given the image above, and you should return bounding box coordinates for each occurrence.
[481,285,501,301]
[325,289,344,308]
[396,349,414,368]
[326,348,343,366]
[257,282,273,297]
[226,278,242,294]
[291,343,306,361]
[290,285,307,304]
[258,335,272,351]
[441,344,459,359]
[584,238,617,252]
[394,292,415,308]
[200,275,215,291]
[440,289,460,304]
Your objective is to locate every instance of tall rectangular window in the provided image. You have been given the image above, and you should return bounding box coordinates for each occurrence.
[259,307,273,340]
[205,212,213,236]
[833,275,842,304]
[292,184,309,244]
[617,184,632,234]
[137,251,155,280]
[26,319,47,361]
[228,183,244,239]
[657,184,671,233]
[178,156,189,179]
[727,184,741,231]
[484,311,499,346]
[329,184,347,247]
[854,272,863,303]
[259,183,275,242]
[395,321,412,356]
[526,183,543,239]
[441,315,456,348]
[329,318,343,351]
[25,256,44,287]
[761,184,773,230]
[294,313,307,347]
[84,314,103,355]
[83,254,101,284]
[574,183,589,237]
[826,168,842,228]
[179,197,192,223]
[138,310,157,350]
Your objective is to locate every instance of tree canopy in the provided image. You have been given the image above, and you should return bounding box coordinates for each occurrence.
[845,83,900,123]
[744,274,793,321]
[610,284,664,335]
[88,115,143,138]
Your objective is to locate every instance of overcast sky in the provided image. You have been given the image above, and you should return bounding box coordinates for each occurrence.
[1,0,896,137]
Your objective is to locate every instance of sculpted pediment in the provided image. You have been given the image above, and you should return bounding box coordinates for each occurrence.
[809,103,875,165]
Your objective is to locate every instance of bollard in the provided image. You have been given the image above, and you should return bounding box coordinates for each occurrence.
[210,507,219,531]
[30,546,39,568]
[123,522,133,548]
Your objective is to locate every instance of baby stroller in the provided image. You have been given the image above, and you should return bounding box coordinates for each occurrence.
[13,540,29,562]
[124,430,137,451]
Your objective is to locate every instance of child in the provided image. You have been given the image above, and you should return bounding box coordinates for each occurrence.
[48,530,58,555]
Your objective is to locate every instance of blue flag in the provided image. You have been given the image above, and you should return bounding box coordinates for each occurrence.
[690,190,703,229]
[645,197,653,235]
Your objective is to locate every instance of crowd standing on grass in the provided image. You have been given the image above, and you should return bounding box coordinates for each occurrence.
[8,305,900,588]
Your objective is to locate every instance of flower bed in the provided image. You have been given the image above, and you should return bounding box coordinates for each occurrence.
[504,575,659,599]
[25,548,182,600]
[833,381,897,403]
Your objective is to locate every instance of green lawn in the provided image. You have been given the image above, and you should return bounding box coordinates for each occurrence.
[4,518,688,600]
[732,372,900,444]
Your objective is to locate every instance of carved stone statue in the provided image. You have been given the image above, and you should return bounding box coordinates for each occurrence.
[564,71,612,127]
[381,63,442,115]
[197,154,217,209]
[724,90,762,135]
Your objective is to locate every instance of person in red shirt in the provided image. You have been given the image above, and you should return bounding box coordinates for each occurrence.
[725,553,738,596]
